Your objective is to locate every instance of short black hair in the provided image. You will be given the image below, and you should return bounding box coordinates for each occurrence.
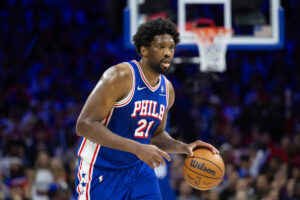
[133,18,180,55]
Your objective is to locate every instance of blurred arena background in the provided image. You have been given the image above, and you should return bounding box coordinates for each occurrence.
[1,0,300,199]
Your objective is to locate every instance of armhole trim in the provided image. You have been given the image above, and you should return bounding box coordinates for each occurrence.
[163,75,170,109]
[114,62,135,107]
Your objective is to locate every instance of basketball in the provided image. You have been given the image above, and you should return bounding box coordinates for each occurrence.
[183,148,225,190]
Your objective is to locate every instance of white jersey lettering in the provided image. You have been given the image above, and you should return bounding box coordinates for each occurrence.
[140,100,149,116]
[131,101,141,117]
[158,104,165,121]
[151,101,159,119]
[130,100,165,121]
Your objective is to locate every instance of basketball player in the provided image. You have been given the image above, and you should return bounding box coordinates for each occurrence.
[75,18,219,200]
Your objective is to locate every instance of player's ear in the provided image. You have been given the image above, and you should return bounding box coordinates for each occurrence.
[140,46,148,57]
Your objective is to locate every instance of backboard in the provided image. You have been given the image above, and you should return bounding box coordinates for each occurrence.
[124,0,284,50]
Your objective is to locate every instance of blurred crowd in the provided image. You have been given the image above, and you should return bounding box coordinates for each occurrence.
[0,0,300,199]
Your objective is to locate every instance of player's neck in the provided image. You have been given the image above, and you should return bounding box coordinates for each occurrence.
[138,59,160,87]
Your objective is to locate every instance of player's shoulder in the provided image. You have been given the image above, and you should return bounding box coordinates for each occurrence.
[102,62,133,83]
[98,62,133,100]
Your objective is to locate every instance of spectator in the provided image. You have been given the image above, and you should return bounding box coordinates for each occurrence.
[31,151,54,200]
[177,180,198,200]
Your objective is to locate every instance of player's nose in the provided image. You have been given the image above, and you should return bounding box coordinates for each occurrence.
[163,48,172,57]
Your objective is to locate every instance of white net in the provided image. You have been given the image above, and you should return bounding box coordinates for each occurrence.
[193,28,232,73]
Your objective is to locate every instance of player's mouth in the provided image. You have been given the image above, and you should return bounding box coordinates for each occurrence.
[160,59,171,68]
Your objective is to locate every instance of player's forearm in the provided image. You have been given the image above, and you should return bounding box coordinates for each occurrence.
[150,131,187,154]
[76,119,141,155]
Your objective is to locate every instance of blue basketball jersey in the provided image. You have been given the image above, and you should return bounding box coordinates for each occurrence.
[77,60,169,169]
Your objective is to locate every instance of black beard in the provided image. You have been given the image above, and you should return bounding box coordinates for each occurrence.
[149,60,171,75]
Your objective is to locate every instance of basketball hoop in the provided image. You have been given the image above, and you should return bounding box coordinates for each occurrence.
[192,26,233,73]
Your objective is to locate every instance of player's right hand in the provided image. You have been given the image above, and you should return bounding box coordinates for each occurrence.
[135,144,171,169]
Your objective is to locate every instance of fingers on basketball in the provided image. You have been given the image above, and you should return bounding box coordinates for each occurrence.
[194,141,219,154]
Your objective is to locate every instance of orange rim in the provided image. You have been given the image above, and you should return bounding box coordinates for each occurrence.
[192,27,233,44]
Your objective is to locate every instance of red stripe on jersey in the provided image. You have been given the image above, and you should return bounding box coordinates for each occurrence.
[84,108,111,199]
[133,60,161,92]
[104,111,112,126]
[165,78,169,107]
[78,138,87,157]
[85,144,100,200]
[76,160,83,199]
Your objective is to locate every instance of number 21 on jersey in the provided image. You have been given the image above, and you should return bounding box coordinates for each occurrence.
[134,119,154,138]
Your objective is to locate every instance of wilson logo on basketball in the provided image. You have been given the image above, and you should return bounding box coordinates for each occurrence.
[190,160,216,176]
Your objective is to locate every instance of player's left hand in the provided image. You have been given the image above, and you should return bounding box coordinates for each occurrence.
[184,140,219,157]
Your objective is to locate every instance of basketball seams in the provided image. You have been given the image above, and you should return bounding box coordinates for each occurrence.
[187,156,224,175]
[184,176,219,190]
[183,163,223,180]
